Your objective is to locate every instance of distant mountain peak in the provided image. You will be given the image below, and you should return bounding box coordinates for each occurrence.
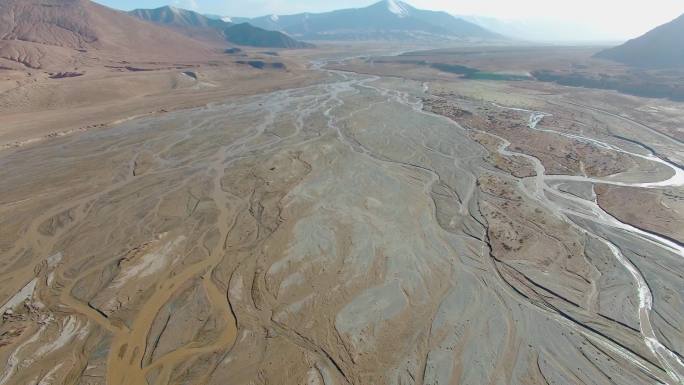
[385,0,409,18]
[270,14,280,22]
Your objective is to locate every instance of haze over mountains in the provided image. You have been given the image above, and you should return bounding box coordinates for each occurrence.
[130,6,313,48]
[230,0,502,41]
[457,16,624,43]
[596,13,684,68]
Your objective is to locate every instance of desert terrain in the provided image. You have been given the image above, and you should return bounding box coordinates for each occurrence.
[1,7,683,385]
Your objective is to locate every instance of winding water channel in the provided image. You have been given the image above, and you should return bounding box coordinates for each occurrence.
[317,57,684,384]
[490,104,684,384]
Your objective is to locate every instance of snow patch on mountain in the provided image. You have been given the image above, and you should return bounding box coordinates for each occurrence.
[270,14,280,22]
[386,0,409,18]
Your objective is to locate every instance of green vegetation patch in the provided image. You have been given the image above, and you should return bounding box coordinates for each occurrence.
[429,62,532,81]
[466,72,532,81]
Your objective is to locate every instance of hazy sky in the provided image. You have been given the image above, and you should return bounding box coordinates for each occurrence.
[96,0,684,40]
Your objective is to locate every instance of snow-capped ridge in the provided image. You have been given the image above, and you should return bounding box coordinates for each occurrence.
[386,0,409,18]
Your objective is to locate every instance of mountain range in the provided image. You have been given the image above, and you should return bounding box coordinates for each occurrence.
[596,13,684,68]
[129,6,313,49]
[4,0,681,73]
[229,0,502,41]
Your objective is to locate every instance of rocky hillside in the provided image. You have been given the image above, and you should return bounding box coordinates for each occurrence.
[0,0,212,70]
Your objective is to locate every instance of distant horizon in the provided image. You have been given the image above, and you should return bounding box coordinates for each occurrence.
[94,0,684,42]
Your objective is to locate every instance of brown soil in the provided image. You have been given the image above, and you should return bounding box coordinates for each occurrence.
[596,184,684,243]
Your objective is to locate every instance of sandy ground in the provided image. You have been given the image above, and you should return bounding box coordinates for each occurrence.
[0,54,322,149]
[0,45,683,385]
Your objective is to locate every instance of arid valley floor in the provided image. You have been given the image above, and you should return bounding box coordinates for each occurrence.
[1,44,683,385]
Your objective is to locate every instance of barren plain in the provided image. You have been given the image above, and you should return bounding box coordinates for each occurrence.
[1,45,683,385]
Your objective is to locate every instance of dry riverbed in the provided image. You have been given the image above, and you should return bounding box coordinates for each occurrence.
[1,47,683,385]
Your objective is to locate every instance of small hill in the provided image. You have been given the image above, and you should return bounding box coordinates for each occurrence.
[223,23,313,48]
[131,6,220,29]
[129,6,228,43]
[0,0,212,70]
[237,0,501,41]
[596,14,684,68]
[130,6,313,48]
